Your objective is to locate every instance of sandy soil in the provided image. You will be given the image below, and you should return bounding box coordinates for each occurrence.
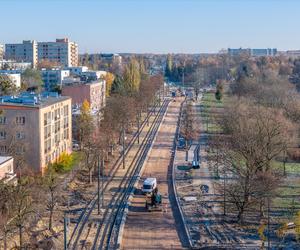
[121,99,186,250]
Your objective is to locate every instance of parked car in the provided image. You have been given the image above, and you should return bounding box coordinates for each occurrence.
[72,143,80,151]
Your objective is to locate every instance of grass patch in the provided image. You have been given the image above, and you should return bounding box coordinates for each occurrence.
[201,92,224,133]
[273,160,300,175]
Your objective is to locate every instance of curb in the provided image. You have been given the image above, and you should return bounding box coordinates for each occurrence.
[171,100,194,249]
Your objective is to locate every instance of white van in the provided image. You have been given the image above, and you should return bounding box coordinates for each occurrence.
[142,178,157,194]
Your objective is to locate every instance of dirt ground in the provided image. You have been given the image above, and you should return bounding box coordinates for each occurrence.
[121,98,186,250]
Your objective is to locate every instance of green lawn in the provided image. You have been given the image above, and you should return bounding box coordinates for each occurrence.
[273,160,300,175]
[201,92,224,133]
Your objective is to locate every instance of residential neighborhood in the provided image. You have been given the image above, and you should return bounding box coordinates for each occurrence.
[1,1,300,250]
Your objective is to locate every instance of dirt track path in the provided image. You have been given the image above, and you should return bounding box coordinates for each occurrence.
[121,99,186,250]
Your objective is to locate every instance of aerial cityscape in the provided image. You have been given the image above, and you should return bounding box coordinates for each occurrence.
[1,0,300,249]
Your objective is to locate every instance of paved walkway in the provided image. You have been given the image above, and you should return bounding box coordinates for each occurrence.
[121,99,186,250]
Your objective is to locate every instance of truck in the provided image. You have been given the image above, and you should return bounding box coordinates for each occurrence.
[142,177,157,194]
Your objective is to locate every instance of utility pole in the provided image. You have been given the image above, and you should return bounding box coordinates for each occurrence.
[223,168,226,216]
[102,158,104,206]
[182,61,185,86]
[137,112,140,144]
[267,197,270,250]
[97,155,101,215]
[122,127,125,169]
[64,212,68,250]
[283,149,287,176]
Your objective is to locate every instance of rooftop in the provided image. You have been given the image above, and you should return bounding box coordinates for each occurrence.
[0,92,70,108]
[0,156,13,165]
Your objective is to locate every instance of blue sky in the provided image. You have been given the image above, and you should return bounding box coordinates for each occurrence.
[1,0,299,53]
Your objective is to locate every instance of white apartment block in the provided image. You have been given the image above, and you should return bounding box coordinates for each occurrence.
[0,60,31,70]
[41,69,70,90]
[5,40,38,68]
[38,38,78,67]
[65,66,88,75]
[0,73,21,88]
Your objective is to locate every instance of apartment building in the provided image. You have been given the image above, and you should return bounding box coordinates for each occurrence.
[0,92,72,173]
[0,73,21,88]
[5,40,38,68]
[41,68,70,90]
[228,48,277,57]
[0,44,4,60]
[38,38,78,67]
[62,79,106,111]
[0,60,31,70]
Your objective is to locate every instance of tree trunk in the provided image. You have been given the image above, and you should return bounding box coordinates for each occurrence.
[237,210,244,224]
[4,230,7,250]
[19,226,22,249]
[89,169,93,184]
[49,209,53,231]
[260,200,265,218]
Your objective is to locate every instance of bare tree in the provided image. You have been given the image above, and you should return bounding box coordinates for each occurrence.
[10,179,34,248]
[213,100,295,223]
[180,101,198,161]
[0,181,15,250]
[42,168,59,231]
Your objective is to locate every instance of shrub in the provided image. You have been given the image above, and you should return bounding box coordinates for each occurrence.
[51,152,74,173]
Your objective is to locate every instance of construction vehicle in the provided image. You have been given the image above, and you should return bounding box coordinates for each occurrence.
[145,187,163,212]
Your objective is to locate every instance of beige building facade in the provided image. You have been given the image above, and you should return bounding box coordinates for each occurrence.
[62,80,106,111]
[0,94,72,173]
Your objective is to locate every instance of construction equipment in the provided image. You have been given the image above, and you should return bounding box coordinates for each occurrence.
[145,187,163,212]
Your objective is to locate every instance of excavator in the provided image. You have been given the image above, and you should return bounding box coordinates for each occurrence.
[145,187,162,212]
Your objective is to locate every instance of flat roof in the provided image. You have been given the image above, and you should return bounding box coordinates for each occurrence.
[0,156,13,165]
[0,92,71,109]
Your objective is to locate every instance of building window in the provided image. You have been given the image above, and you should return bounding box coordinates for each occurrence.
[0,131,6,139]
[0,117,6,124]
[16,132,25,140]
[16,116,25,125]
[0,145,7,153]
[16,145,25,154]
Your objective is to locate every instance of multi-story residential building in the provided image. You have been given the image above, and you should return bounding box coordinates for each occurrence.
[227,48,277,57]
[5,40,38,68]
[0,44,4,60]
[0,60,31,70]
[38,38,78,67]
[65,66,88,75]
[251,48,277,57]
[41,68,70,90]
[285,50,300,58]
[0,92,72,173]
[0,156,16,184]
[0,73,21,88]
[100,53,122,65]
[62,80,106,112]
